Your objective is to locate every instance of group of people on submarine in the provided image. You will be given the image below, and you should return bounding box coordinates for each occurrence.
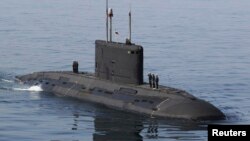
[148,73,159,89]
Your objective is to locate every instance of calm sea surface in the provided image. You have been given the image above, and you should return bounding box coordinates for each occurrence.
[1,0,250,140]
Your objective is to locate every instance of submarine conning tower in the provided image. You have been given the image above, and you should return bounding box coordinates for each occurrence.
[95,3,144,85]
[95,40,143,85]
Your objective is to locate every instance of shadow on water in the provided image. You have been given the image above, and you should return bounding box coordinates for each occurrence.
[54,96,145,141]
[93,114,143,141]
[64,96,212,141]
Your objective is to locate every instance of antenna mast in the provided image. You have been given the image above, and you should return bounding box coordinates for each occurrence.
[108,8,113,42]
[129,10,132,42]
[106,0,108,42]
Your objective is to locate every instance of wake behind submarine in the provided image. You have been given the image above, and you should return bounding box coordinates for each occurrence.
[16,2,225,120]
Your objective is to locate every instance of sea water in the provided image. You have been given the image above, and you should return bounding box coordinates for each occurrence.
[0,0,250,140]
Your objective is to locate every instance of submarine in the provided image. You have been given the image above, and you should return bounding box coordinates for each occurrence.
[16,1,225,120]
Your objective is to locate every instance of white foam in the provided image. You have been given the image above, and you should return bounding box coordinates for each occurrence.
[28,85,43,91]
[1,79,14,83]
[13,85,43,92]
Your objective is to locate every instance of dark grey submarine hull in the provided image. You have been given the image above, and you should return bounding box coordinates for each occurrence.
[16,71,225,120]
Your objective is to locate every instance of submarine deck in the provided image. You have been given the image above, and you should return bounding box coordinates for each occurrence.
[19,71,196,100]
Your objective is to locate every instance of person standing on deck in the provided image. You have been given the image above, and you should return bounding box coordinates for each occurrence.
[155,75,159,89]
[152,74,155,88]
[148,73,152,88]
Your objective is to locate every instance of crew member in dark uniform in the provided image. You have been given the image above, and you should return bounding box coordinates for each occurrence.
[72,61,79,73]
[148,73,152,88]
[155,75,159,89]
[152,74,155,88]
